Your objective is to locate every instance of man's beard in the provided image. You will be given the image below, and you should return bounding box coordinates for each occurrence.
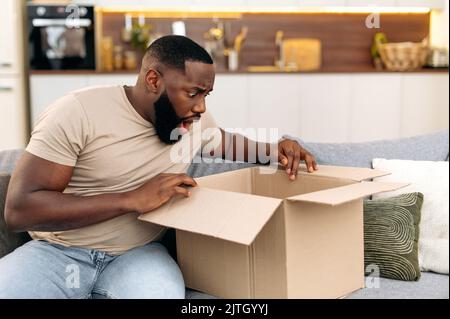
[153,91,185,145]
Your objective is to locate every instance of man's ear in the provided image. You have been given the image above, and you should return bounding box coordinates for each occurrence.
[145,68,163,94]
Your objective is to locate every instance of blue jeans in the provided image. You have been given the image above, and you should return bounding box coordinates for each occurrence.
[0,240,185,299]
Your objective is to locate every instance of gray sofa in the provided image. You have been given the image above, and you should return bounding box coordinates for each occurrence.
[1,130,449,299]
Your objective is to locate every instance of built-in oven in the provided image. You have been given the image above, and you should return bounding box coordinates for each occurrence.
[27,4,96,70]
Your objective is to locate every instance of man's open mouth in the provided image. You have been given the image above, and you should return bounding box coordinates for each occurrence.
[178,116,201,132]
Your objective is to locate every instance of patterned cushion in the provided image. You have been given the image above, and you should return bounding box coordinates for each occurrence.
[364,192,424,281]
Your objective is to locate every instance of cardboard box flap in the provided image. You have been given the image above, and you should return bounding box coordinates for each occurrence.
[294,164,390,181]
[138,187,282,246]
[287,181,409,206]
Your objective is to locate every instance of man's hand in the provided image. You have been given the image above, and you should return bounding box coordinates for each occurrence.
[278,139,318,180]
[125,173,197,214]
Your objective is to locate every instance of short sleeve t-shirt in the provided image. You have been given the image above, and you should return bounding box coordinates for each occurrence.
[26,85,219,255]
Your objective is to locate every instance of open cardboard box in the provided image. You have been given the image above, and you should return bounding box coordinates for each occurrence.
[139,165,407,298]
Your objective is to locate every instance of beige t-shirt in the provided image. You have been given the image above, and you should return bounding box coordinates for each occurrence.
[26,85,219,255]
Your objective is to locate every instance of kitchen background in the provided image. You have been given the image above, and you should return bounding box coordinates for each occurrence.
[1,0,449,150]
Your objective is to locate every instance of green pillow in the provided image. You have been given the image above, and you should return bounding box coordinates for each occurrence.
[363,192,423,281]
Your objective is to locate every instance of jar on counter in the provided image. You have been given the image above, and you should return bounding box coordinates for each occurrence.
[113,45,124,70]
[123,50,137,70]
[100,37,114,72]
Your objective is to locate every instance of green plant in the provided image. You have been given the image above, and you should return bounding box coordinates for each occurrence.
[130,23,153,52]
[371,32,388,59]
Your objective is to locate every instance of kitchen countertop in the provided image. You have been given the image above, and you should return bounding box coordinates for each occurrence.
[29,66,449,75]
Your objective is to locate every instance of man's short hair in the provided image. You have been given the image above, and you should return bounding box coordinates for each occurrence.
[145,35,213,72]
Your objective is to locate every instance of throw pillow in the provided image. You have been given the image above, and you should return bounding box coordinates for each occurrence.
[364,193,423,281]
[372,158,449,274]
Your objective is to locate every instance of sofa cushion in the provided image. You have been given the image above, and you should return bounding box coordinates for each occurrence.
[0,174,32,258]
[364,193,423,281]
[284,130,449,168]
[372,159,449,275]
[186,272,449,299]
[347,272,449,299]
[0,149,24,175]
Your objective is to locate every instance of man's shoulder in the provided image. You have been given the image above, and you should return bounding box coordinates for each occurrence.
[37,85,122,124]
[69,85,125,115]
[71,85,122,101]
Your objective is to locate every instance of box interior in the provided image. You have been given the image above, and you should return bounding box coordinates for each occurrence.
[197,167,355,199]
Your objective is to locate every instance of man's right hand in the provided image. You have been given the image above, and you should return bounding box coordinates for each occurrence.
[125,173,197,214]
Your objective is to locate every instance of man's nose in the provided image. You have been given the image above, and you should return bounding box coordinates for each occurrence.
[192,97,206,114]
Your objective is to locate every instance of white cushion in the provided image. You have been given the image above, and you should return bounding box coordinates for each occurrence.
[372,158,449,274]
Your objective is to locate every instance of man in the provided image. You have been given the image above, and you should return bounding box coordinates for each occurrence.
[0,36,317,298]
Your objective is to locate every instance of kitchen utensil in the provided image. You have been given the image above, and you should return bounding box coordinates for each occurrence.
[282,38,321,71]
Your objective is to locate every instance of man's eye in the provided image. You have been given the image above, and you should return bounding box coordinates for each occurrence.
[188,92,197,98]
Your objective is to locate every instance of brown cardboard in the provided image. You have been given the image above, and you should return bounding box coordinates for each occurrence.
[139,165,406,298]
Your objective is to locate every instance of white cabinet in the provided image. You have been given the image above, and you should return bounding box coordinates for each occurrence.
[29,74,140,127]
[0,77,27,149]
[30,75,88,126]
[401,74,449,137]
[247,75,301,141]
[297,75,352,143]
[29,73,449,143]
[207,75,249,130]
[349,74,403,142]
[0,0,21,75]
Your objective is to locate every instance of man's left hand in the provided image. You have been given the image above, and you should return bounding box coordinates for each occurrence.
[278,139,318,180]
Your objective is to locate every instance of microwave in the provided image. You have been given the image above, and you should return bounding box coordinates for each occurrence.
[27,4,96,70]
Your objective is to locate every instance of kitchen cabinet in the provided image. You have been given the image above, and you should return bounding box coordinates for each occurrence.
[29,74,139,126]
[349,74,403,142]
[0,77,27,149]
[401,74,449,137]
[30,75,88,126]
[30,73,449,143]
[0,0,20,75]
[297,75,352,143]
[0,0,27,150]
[247,74,301,141]
[206,74,249,130]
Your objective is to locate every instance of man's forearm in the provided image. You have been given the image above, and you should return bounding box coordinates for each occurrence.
[6,190,134,233]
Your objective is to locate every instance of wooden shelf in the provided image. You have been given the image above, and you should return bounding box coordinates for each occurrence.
[30,67,448,76]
